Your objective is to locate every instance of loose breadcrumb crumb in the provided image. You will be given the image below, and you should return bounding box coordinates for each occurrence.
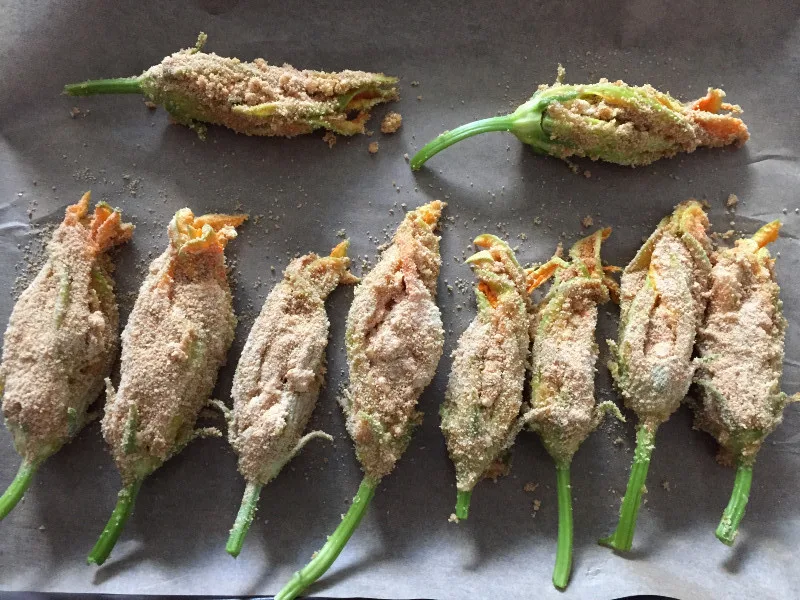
[581,215,594,228]
[726,193,739,209]
[368,142,379,154]
[380,112,402,134]
[322,131,337,148]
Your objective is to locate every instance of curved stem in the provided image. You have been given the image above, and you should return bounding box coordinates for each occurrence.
[455,490,472,520]
[0,460,39,520]
[599,424,657,552]
[226,481,263,558]
[410,116,516,170]
[87,480,143,566]
[553,464,573,590]
[716,463,753,546]
[275,477,377,600]
[64,77,143,97]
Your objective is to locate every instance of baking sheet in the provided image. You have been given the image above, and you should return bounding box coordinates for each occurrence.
[1,0,799,598]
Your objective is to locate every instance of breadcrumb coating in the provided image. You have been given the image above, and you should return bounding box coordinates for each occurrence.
[139,35,398,137]
[1,193,132,464]
[609,201,712,428]
[441,235,530,491]
[694,222,796,464]
[344,201,446,482]
[543,84,748,165]
[527,229,621,466]
[102,209,246,484]
[230,242,356,484]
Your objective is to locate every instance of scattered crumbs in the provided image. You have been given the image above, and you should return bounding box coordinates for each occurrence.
[380,112,403,134]
[368,141,379,154]
[661,480,671,492]
[416,95,423,101]
[322,131,337,148]
[700,199,711,209]
[403,153,410,162]
[38,525,46,531]
[69,107,82,118]
[583,170,592,179]
[533,216,542,226]
[532,499,542,514]
[336,229,346,238]
[410,80,421,87]
[144,100,158,110]
[726,193,738,209]
[581,215,594,228]
[523,481,539,493]
[566,159,579,175]
[448,513,460,523]
[612,436,625,447]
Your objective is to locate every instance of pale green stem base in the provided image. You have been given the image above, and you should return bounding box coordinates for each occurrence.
[410,116,516,170]
[599,425,657,552]
[0,460,39,520]
[275,477,377,600]
[64,77,143,96]
[226,481,263,558]
[455,490,472,520]
[87,480,143,566]
[553,465,573,590]
[716,464,753,546]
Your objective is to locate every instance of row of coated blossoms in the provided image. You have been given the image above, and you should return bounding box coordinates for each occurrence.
[0,196,793,597]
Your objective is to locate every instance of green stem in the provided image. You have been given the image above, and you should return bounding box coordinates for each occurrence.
[553,464,573,590]
[0,460,39,520]
[64,77,143,97]
[716,463,753,546]
[599,424,657,552]
[410,116,516,170]
[87,480,143,566]
[455,490,472,520]
[275,477,377,600]
[226,481,263,558]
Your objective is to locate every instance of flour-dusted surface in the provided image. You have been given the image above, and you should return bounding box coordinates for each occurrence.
[0,1,799,599]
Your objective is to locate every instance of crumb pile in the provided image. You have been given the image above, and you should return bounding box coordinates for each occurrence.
[230,242,356,484]
[1,193,132,463]
[441,234,530,492]
[344,200,446,481]
[380,112,403,134]
[102,209,246,484]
